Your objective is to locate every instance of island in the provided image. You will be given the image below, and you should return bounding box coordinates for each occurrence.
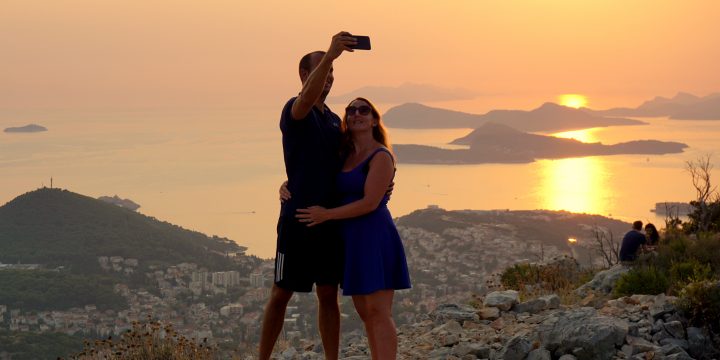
[393,122,688,164]
[652,202,694,216]
[3,124,48,133]
[383,102,645,132]
[592,92,720,120]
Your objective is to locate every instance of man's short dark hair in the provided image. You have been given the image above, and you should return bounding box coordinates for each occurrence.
[633,221,643,230]
[299,51,326,73]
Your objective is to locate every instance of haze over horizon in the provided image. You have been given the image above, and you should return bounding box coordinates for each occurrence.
[2,1,720,114]
[3,1,720,259]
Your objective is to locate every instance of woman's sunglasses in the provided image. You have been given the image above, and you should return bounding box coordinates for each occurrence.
[345,105,372,116]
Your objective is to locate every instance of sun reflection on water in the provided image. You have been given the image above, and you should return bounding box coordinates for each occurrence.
[552,128,600,143]
[538,129,611,215]
[538,157,611,215]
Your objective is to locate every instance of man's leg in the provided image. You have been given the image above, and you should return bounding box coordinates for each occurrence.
[258,284,294,360]
[316,284,340,360]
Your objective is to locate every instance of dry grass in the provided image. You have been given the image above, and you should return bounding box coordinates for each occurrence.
[495,257,599,305]
[67,316,217,360]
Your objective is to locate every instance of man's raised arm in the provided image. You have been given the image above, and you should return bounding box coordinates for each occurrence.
[291,32,356,120]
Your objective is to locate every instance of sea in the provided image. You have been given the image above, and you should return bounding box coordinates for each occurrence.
[2,105,719,258]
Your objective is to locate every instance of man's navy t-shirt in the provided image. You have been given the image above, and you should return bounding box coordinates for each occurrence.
[619,230,646,261]
[279,97,342,219]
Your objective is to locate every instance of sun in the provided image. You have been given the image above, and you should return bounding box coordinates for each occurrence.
[558,94,588,109]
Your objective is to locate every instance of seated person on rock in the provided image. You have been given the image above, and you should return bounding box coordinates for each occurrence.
[642,223,660,252]
[619,220,647,263]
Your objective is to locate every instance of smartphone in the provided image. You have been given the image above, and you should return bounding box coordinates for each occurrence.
[350,35,371,50]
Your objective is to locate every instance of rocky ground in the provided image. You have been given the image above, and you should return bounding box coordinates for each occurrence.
[266,267,719,360]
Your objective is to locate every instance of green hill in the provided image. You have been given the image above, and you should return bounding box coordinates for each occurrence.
[0,188,246,273]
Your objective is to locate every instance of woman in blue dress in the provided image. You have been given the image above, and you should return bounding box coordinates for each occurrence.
[296,97,411,359]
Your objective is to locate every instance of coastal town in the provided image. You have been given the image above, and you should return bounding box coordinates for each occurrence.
[0,208,630,357]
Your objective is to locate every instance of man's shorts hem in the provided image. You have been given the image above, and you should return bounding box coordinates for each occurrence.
[274,279,339,293]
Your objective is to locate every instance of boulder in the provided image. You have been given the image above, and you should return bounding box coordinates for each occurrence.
[659,337,689,350]
[539,294,561,309]
[649,294,677,320]
[441,334,460,347]
[665,353,695,360]
[427,347,453,359]
[660,343,690,356]
[537,307,628,360]
[513,298,547,314]
[498,334,532,360]
[575,264,630,296]
[652,330,672,343]
[663,320,686,339]
[430,303,480,325]
[432,320,464,335]
[484,290,519,311]
[625,335,661,355]
[558,355,577,360]
[478,307,501,320]
[687,326,718,359]
[526,348,552,360]
[452,343,491,358]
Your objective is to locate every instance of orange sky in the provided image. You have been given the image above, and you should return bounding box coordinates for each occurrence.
[2,0,719,113]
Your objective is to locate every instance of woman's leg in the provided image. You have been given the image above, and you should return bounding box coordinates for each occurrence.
[352,290,396,360]
[352,295,378,357]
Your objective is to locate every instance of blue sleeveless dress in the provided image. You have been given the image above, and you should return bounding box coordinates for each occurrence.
[338,148,411,296]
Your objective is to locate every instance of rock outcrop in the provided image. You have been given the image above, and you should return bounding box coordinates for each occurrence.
[575,264,631,296]
[272,292,717,359]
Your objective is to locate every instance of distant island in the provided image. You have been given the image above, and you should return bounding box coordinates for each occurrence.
[652,202,694,216]
[98,195,141,211]
[591,91,720,120]
[4,124,48,133]
[329,82,479,103]
[383,102,644,132]
[394,122,688,164]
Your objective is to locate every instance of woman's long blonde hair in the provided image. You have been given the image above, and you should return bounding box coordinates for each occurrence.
[340,97,392,155]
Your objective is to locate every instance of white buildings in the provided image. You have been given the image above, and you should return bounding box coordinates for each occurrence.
[250,272,266,288]
[212,271,241,288]
[220,303,244,317]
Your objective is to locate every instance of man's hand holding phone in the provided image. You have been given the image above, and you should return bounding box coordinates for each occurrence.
[349,35,371,50]
[326,32,371,61]
[326,32,357,61]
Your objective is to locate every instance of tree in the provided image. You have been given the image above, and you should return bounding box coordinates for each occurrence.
[685,154,720,233]
[591,225,619,268]
[663,202,683,232]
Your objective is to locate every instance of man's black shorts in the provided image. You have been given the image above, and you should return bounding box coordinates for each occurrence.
[274,216,344,292]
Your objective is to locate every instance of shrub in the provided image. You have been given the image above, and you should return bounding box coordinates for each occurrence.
[614,266,669,297]
[500,263,540,290]
[69,318,217,360]
[499,257,590,303]
[687,233,720,273]
[655,232,720,284]
[676,280,720,331]
[656,233,690,267]
[670,259,712,285]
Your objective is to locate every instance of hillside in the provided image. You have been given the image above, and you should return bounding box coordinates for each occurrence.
[397,207,630,246]
[0,188,245,272]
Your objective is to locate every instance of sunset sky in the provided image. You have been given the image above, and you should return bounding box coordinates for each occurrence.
[2,0,719,113]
